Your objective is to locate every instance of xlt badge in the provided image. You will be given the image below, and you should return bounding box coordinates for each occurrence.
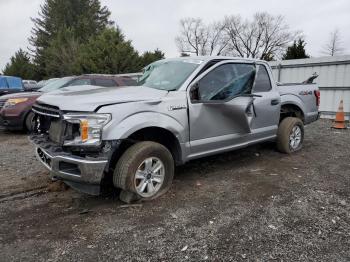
[168,105,187,111]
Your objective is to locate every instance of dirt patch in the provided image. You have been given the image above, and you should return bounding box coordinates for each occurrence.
[0,120,349,261]
[0,131,49,197]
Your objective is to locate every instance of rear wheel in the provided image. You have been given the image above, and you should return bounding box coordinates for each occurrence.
[113,141,174,202]
[277,117,304,154]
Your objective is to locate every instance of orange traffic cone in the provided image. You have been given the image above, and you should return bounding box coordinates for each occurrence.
[332,100,346,129]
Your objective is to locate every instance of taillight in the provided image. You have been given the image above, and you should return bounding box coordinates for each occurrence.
[314,90,320,107]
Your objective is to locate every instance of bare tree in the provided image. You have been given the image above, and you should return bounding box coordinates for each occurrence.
[175,18,229,56]
[175,13,297,60]
[206,21,230,56]
[322,29,344,56]
[224,12,296,60]
[175,18,205,56]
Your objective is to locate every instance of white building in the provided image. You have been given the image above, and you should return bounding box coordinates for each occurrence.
[269,56,350,120]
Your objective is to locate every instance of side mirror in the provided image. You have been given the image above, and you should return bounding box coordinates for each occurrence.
[190,82,200,101]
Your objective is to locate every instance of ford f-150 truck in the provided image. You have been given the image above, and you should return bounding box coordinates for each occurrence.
[29,57,320,202]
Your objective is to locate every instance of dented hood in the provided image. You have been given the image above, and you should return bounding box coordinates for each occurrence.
[36,85,168,111]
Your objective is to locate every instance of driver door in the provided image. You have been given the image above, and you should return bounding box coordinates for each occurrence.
[188,61,257,157]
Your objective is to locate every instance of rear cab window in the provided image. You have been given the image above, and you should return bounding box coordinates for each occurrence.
[253,65,272,93]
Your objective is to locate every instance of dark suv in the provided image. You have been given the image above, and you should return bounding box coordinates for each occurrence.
[0,74,137,131]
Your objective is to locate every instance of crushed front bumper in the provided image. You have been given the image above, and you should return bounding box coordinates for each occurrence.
[30,135,109,195]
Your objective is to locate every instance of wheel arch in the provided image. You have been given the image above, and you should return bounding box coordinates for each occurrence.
[280,102,305,123]
[108,126,184,174]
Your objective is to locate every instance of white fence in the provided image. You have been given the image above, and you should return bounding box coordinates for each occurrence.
[269,56,350,120]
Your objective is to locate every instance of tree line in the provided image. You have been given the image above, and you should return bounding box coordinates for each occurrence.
[2,1,346,80]
[175,14,344,60]
[3,0,164,80]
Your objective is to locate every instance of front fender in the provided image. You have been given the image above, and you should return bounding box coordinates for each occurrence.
[102,112,188,143]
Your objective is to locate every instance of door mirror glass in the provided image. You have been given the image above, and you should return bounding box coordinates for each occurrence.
[191,63,256,102]
[190,82,200,100]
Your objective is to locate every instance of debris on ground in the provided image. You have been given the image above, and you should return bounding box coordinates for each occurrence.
[118,204,143,209]
[268,225,277,230]
[1,120,349,261]
[47,180,69,192]
[170,213,178,219]
[79,209,90,215]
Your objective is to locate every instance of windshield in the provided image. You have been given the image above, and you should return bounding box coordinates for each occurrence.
[38,77,74,92]
[138,60,201,91]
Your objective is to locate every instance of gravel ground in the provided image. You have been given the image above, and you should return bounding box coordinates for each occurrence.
[0,120,349,261]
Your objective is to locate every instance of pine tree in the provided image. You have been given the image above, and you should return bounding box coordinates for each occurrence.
[44,27,82,77]
[282,39,310,60]
[139,49,165,69]
[78,27,141,74]
[5,0,166,78]
[3,49,37,79]
[29,0,112,77]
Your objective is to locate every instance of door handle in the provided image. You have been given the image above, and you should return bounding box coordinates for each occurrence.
[271,99,280,106]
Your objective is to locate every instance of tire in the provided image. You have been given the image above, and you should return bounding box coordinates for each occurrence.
[277,117,304,154]
[24,111,35,132]
[113,141,174,202]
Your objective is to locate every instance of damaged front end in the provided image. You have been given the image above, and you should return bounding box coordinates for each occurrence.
[30,102,117,195]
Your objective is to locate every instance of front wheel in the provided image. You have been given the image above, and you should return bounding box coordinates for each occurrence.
[277,117,304,154]
[25,111,35,132]
[113,141,174,202]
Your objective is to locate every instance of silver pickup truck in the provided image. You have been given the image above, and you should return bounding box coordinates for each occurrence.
[30,57,320,202]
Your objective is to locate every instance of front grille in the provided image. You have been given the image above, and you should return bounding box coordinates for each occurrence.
[49,119,65,144]
[0,99,6,110]
[32,103,61,118]
[32,103,74,145]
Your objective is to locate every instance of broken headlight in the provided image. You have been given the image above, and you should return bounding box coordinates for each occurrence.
[63,113,111,146]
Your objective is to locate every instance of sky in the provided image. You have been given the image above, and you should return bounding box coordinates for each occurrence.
[0,0,349,70]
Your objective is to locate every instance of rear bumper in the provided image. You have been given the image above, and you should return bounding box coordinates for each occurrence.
[30,135,109,195]
[305,111,320,125]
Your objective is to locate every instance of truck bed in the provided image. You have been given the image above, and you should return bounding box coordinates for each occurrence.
[277,83,319,124]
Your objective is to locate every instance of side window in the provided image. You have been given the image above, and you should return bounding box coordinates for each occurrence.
[253,65,272,92]
[192,63,256,102]
[68,78,92,86]
[0,78,8,88]
[94,78,117,87]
